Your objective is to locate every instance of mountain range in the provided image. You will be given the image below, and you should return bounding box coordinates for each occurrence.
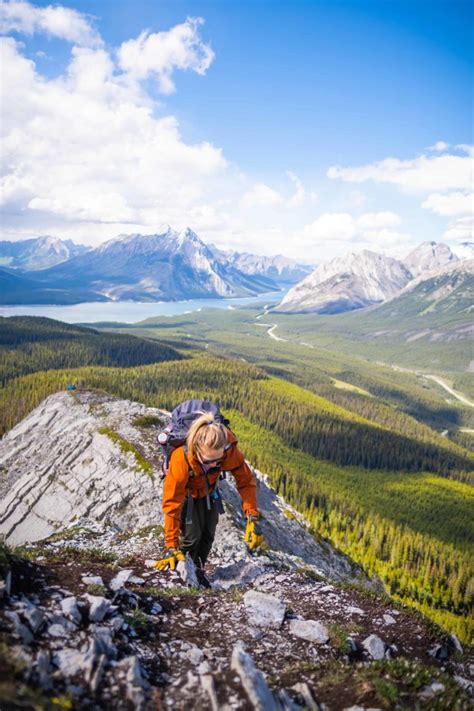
[0,236,88,271]
[0,231,472,314]
[277,241,472,314]
[0,228,312,305]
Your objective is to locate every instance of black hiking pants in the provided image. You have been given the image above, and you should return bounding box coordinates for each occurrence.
[180,495,219,568]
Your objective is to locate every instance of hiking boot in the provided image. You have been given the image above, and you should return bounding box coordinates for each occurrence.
[195,568,211,589]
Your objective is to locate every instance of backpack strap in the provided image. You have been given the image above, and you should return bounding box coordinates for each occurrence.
[183,446,195,525]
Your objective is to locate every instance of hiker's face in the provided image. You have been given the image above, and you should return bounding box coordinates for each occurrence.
[199,447,225,469]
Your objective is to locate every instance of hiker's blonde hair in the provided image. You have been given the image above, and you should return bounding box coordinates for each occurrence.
[187,412,228,459]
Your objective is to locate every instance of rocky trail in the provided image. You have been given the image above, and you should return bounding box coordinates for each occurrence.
[0,390,473,709]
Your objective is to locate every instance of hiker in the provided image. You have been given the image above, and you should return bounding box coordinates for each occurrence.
[153,411,263,585]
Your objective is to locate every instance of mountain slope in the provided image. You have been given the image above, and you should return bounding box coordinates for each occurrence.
[277,250,412,313]
[0,389,472,710]
[0,266,103,305]
[0,316,182,384]
[403,241,457,277]
[210,245,313,284]
[0,236,88,270]
[31,227,278,302]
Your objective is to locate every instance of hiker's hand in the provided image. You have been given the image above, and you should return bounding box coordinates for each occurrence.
[244,515,263,551]
[153,549,185,571]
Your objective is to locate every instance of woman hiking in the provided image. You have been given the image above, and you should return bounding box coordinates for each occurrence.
[153,411,263,587]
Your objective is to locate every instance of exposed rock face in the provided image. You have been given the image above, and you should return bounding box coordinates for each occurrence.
[1,389,473,708]
[0,236,89,271]
[0,389,357,583]
[278,249,412,314]
[210,245,314,285]
[30,227,278,302]
[403,241,457,277]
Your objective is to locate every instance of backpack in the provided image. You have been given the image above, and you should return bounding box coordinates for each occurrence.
[158,399,231,478]
[158,399,231,524]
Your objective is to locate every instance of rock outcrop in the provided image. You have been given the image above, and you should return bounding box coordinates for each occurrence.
[0,389,473,709]
[0,389,357,583]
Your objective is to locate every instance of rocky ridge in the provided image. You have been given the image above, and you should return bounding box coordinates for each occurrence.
[0,390,473,709]
[276,241,467,315]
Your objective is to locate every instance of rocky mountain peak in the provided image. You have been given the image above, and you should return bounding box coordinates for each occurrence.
[278,249,412,314]
[403,241,458,277]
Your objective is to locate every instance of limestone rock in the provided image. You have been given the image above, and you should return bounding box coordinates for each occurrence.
[110,569,134,591]
[362,634,386,660]
[60,597,82,625]
[16,600,45,633]
[243,590,287,628]
[176,554,200,588]
[5,611,34,645]
[82,575,104,586]
[231,642,277,711]
[85,594,111,622]
[289,619,329,644]
[186,645,204,665]
[49,622,69,637]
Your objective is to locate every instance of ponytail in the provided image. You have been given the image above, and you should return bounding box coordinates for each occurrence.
[187,412,228,459]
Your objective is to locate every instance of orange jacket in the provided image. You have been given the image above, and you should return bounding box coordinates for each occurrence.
[163,429,259,549]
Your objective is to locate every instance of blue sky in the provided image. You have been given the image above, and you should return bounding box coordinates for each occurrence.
[1,0,472,261]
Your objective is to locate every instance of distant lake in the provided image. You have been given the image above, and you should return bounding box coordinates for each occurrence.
[0,290,287,324]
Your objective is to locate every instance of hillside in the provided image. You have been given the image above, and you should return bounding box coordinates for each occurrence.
[0,316,183,385]
[269,260,474,376]
[1,356,473,643]
[0,389,473,709]
[0,236,88,271]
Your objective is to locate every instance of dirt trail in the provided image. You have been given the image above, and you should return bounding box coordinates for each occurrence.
[424,375,474,408]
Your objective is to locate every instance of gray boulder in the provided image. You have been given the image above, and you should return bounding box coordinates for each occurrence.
[243,590,287,628]
[60,597,82,624]
[289,619,329,644]
[231,642,277,711]
[362,634,386,660]
[85,594,111,622]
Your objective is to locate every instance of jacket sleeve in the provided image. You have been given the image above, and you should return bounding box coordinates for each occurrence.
[227,446,259,516]
[163,449,189,549]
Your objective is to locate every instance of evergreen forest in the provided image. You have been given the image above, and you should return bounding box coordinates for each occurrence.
[0,314,472,643]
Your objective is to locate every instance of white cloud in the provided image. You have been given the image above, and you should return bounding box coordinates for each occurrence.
[117,17,214,94]
[0,0,101,46]
[286,171,318,207]
[241,173,318,210]
[428,141,450,152]
[443,216,473,244]
[327,148,472,192]
[0,36,226,243]
[356,211,401,230]
[302,213,357,242]
[241,182,283,208]
[295,211,410,260]
[422,192,473,217]
[301,211,401,242]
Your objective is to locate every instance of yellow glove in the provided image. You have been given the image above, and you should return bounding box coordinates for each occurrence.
[153,549,185,571]
[244,515,264,551]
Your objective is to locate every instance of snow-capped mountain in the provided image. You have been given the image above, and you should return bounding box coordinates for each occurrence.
[403,241,457,277]
[0,236,89,271]
[277,250,412,314]
[210,246,313,284]
[31,227,277,302]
